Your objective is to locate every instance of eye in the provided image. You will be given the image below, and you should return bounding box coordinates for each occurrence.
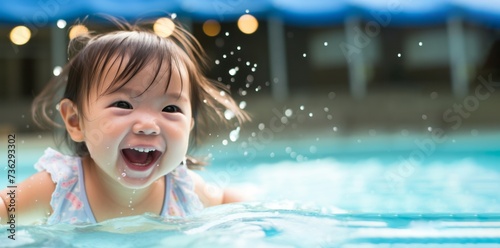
[112,101,133,109]
[162,105,182,113]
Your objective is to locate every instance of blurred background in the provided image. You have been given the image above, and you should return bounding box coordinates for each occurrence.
[1,0,500,152]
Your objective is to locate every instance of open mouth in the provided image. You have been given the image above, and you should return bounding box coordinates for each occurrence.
[121,148,162,171]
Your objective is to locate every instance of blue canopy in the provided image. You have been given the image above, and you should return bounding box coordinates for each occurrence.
[1,0,499,27]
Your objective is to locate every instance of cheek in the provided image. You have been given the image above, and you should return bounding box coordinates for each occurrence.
[82,118,121,149]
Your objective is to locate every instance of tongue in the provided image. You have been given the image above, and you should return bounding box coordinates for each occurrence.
[122,149,150,164]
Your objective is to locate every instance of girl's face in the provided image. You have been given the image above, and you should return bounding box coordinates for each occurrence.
[79,59,193,189]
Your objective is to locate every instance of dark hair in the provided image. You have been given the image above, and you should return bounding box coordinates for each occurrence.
[32,17,249,167]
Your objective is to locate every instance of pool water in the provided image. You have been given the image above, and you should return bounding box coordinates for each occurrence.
[2,132,500,247]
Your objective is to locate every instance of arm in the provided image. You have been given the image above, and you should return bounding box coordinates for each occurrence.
[187,170,249,207]
[0,171,55,225]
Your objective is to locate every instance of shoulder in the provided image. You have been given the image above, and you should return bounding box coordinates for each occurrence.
[34,148,80,182]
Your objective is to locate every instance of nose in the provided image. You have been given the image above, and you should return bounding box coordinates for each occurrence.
[132,117,160,135]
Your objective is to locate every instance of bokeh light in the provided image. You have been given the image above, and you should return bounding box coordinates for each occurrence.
[237,14,258,34]
[10,26,31,45]
[69,24,89,39]
[57,19,67,29]
[154,17,175,37]
[203,19,221,37]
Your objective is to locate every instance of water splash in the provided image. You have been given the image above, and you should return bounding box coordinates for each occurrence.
[239,101,247,109]
[224,109,235,120]
[229,127,240,142]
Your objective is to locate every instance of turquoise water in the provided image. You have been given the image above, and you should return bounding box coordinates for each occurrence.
[3,203,500,247]
[1,133,500,247]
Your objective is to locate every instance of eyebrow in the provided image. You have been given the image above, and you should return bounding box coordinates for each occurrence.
[116,87,189,102]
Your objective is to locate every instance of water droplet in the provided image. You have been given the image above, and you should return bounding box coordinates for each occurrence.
[225,32,230,36]
[21,140,25,144]
[245,9,250,13]
[237,46,241,50]
[422,114,427,120]
[280,117,288,124]
[131,208,134,211]
[38,135,42,139]
[26,124,30,128]
[258,123,265,130]
[222,139,228,146]
[427,126,433,132]
[324,42,328,46]
[240,90,247,96]
[302,53,307,58]
[296,155,304,162]
[246,74,254,82]
[309,146,317,153]
[223,54,227,58]
[121,172,127,177]
[309,113,313,117]
[246,61,251,66]
[285,147,292,153]
[215,59,220,65]
[270,152,275,158]
[357,139,362,143]
[327,115,333,120]
[220,91,226,96]
[251,68,256,72]
[285,109,293,117]
[300,105,305,110]
[21,115,25,118]
[419,41,423,46]
[324,107,329,112]
[53,66,63,76]
[224,109,235,120]
[229,127,240,142]
[397,53,402,57]
[117,177,121,180]
[253,63,257,68]
[239,101,247,109]
[333,127,338,132]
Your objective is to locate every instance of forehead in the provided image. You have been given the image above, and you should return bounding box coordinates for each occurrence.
[94,53,190,98]
[82,31,192,98]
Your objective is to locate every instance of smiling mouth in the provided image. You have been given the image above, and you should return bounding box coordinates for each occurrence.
[121,148,162,171]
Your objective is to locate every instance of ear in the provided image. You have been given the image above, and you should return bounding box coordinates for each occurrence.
[59,99,84,142]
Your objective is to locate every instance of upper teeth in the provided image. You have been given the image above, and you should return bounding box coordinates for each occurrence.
[131,148,156,153]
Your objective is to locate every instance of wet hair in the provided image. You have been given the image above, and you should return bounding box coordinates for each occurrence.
[32,17,249,167]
